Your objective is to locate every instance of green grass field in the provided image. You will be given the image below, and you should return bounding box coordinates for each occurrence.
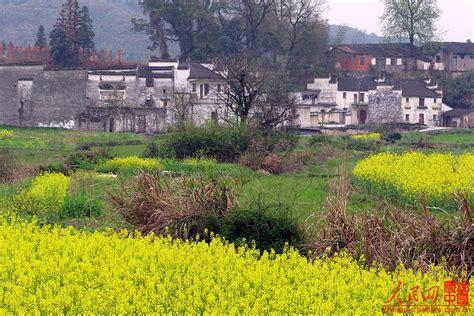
[0,125,471,231]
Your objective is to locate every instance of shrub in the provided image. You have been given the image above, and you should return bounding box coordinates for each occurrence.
[14,172,70,220]
[108,171,239,238]
[382,132,402,143]
[39,160,70,176]
[100,156,162,174]
[63,195,102,218]
[182,157,217,170]
[158,123,252,162]
[66,148,113,171]
[223,206,304,253]
[143,141,160,158]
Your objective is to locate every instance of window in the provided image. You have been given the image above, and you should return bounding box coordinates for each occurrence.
[217,84,221,92]
[433,114,437,121]
[359,93,365,103]
[434,98,437,104]
[419,98,425,107]
[163,89,167,94]
[204,83,210,96]
[406,97,409,103]
[386,58,391,65]
[397,58,402,65]
[359,56,365,65]
[353,94,358,104]
[343,92,346,99]
[436,56,441,63]
[376,97,380,104]
[371,58,376,65]
[192,83,196,93]
[163,101,168,107]
[390,58,396,66]
[405,114,410,122]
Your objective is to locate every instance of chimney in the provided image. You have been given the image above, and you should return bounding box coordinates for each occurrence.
[109,49,114,65]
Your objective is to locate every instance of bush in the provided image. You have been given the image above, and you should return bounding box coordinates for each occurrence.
[382,132,402,143]
[63,195,102,218]
[66,148,113,171]
[0,129,14,138]
[14,172,70,220]
[143,142,160,158]
[39,160,69,176]
[158,123,252,162]
[223,206,304,253]
[108,171,239,238]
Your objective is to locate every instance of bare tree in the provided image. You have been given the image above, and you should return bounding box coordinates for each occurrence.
[380,0,441,46]
[214,54,297,128]
[274,0,325,64]
[227,0,276,50]
[172,89,195,125]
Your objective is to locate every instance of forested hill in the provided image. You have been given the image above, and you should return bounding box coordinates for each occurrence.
[0,0,382,62]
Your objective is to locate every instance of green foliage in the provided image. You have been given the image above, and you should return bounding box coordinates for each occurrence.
[158,124,252,162]
[49,26,75,66]
[380,0,441,45]
[77,6,95,59]
[442,71,474,108]
[39,160,70,176]
[98,156,162,175]
[63,194,102,218]
[223,205,304,253]
[34,25,47,48]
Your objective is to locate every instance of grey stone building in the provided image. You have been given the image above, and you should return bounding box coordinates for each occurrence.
[0,59,225,133]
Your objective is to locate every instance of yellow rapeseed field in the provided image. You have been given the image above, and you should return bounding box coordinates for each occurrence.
[0,129,14,138]
[353,152,474,207]
[102,156,162,173]
[351,133,381,141]
[0,219,458,314]
[13,172,70,219]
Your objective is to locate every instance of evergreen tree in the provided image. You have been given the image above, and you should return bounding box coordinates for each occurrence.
[35,25,48,48]
[77,6,95,63]
[49,26,75,66]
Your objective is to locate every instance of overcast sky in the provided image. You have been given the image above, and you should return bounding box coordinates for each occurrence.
[324,0,474,41]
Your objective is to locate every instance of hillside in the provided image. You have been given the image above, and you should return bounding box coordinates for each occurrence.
[0,0,383,62]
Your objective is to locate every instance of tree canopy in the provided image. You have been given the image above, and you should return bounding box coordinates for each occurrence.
[133,0,329,84]
[380,0,441,46]
[49,0,95,66]
[34,25,48,48]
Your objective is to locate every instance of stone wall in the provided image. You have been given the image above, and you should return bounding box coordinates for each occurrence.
[0,65,90,127]
[368,88,403,123]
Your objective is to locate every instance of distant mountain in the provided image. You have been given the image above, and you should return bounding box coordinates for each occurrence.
[0,0,384,62]
[328,24,383,45]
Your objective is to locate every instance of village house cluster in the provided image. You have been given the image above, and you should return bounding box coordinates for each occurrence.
[0,41,473,132]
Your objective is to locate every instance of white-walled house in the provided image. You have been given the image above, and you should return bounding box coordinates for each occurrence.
[294,76,447,128]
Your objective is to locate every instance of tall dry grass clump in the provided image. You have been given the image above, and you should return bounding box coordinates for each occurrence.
[308,165,474,277]
[108,171,240,238]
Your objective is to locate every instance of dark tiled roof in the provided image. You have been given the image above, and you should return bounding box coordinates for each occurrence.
[88,64,138,71]
[189,63,221,80]
[88,70,136,76]
[400,79,441,98]
[440,42,474,55]
[329,43,421,57]
[146,66,175,71]
[442,108,474,117]
[149,56,178,62]
[337,77,376,92]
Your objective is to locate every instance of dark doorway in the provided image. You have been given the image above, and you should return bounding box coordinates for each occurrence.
[359,110,367,124]
[109,118,115,132]
[138,116,146,133]
[418,113,425,125]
